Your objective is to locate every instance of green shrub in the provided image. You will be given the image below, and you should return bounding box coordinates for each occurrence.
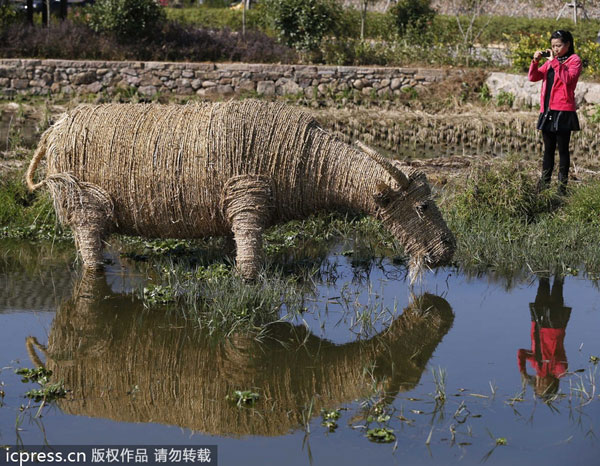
[319,37,393,66]
[264,0,339,52]
[165,6,269,32]
[389,0,435,36]
[578,40,600,78]
[495,90,515,107]
[89,0,166,40]
[0,2,17,31]
[510,33,546,72]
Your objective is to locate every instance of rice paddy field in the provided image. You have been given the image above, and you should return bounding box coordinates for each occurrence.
[1,95,599,465]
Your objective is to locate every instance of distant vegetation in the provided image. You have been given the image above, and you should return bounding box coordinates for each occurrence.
[1,0,600,73]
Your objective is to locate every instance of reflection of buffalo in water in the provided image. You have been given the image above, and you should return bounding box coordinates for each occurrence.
[27,273,454,437]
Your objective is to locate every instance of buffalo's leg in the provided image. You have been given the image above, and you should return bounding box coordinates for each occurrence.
[223,175,272,280]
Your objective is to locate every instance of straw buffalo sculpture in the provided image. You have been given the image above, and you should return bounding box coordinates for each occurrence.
[26,100,455,279]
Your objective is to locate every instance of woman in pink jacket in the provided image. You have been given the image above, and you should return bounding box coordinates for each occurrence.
[529,30,582,194]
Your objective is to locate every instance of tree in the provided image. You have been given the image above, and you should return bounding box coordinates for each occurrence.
[449,0,501,65]
[389,0,435,36]
[265,0,339,52]
[360,0,375,41]
[89,0,166,41]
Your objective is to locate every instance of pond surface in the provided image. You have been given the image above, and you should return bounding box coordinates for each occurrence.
[0,241,599,466]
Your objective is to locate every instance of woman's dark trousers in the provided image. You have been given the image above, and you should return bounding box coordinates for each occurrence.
[542,130,571,193]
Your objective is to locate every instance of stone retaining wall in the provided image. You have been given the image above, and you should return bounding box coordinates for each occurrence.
[485,72,600,107]
[0,59,457,98]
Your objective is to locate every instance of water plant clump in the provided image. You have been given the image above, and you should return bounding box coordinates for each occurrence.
[15,367,67,403]
[23,383,68,403]
[226,389,260,408]
[15,367,52,385]
[143,284,178,306]
[138,259,307,336]
[321,408,341,431]
[366,427,396,443]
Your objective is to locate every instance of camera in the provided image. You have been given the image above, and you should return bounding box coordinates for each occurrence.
[541,51,551,57]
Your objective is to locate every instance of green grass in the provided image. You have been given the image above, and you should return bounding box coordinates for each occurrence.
[443,159,600,279]
[0,170,69,240]
[138,262,308,336]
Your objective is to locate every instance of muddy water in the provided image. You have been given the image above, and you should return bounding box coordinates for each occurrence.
[0,242,599,466]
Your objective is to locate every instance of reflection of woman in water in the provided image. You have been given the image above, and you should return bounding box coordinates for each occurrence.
[518,276,571,398]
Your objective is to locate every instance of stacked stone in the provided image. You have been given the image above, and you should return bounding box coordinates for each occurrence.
[0,59,451,98]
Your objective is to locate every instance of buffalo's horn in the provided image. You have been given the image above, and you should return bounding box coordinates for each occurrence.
[356,141,410,189]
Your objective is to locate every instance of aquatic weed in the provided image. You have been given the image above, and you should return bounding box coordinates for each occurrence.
[15,367,67,403]
[23,384,67,403]
[432,367,447,406]
[143,284,177,306]
[226,389,260,408]
[366,427,396,443]
[139,260,307,336]
[321,409,341,431]
[15,368,52,385]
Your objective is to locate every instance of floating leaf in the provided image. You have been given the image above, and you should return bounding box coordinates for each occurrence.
[367,427,396,443]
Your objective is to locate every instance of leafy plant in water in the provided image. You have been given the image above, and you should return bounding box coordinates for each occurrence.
[366,427,396,443]
[15,367,67,403]
[226,389,260,408]
[15,368,52,385]
[143,284,177,306]
[195,263,231,281]
[321,408,341,431]
[23,384,67,403]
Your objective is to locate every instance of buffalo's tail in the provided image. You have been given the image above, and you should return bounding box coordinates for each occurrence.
[26,129,51,191]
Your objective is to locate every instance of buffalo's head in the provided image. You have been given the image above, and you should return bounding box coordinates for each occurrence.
[358,142,455,279]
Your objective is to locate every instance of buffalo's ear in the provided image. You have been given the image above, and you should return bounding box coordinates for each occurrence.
[373,182,393,207]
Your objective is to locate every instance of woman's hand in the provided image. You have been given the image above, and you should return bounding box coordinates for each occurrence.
[533,49,553,62]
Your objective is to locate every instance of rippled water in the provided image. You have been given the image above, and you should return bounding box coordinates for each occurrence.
[0,241,599,466]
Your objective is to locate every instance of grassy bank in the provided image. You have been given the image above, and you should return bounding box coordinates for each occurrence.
[443,157,600,279]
